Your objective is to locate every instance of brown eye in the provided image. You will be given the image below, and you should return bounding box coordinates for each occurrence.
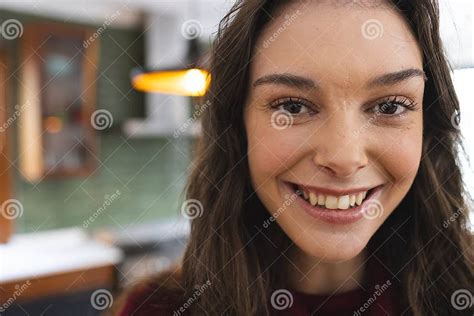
[377,101,399,115]
[270,97,314,115]
[282,101,304,114]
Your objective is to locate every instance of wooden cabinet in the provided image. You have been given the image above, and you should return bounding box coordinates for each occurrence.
[18,23,99,181]
[0,49,13,243]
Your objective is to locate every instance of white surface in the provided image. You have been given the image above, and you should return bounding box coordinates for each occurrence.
[453,68,474,190]
[123,118,201,138]
[452,68,474,230]
[111,217,190,247]
[0,227,123,283]
[440,0,474,68]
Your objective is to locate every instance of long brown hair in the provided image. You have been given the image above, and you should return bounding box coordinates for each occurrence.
[118,1,474,315]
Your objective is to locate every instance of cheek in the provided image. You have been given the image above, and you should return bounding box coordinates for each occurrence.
[370,120,423,213]
[246,110,304,187]
[376,124,423,183]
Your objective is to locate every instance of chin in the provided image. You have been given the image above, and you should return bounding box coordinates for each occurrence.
[286,224,372,263]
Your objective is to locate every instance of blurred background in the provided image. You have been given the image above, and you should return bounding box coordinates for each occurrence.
[0,0,472,315]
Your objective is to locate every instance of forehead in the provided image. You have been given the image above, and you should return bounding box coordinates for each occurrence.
[251,1,423,86]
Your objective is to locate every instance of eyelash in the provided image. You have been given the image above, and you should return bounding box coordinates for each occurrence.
[268,95,418,118]
[368,96,418,116]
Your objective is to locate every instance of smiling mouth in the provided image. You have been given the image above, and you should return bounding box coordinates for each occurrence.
[286,182,380,210]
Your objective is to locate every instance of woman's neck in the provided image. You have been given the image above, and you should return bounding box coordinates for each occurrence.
[287,246,368,295]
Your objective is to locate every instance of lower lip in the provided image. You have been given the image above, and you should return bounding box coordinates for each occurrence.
[283,182,383,225]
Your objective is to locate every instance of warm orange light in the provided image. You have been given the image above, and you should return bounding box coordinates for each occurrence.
[44,116,63,134]
[132,68,211,96]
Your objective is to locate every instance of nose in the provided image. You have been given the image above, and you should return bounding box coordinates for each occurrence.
[312,114,368,178]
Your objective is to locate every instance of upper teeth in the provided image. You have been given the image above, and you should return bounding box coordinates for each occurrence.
[301,188,368,210]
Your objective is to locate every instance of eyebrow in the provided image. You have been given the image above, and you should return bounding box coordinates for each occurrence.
[252,68,427,90]
[253,73,317,89]
[366,68,427,88]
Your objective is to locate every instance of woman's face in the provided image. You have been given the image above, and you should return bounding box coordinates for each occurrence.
[244,1,425,262]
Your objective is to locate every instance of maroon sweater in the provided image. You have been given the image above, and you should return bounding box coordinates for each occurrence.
[118,258,401,315]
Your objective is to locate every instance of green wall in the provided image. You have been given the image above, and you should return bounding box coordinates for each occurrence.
[15,135,193,233]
